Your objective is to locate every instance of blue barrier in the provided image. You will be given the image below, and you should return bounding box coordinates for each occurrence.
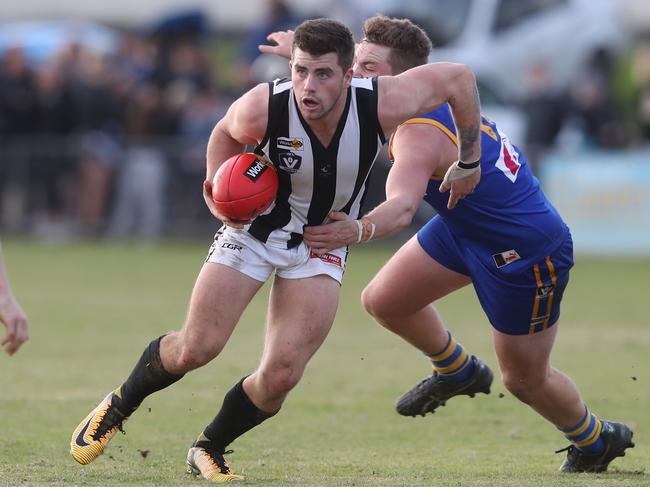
[541,149,650,255]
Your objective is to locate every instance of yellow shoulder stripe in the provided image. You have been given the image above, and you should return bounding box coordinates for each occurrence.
[401,118,458,146]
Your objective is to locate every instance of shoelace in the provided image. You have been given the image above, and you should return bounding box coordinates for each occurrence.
[202,448,235,472]
[416,374,438,390]
[555,445,573,454]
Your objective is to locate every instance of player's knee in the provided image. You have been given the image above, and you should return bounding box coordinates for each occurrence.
[260,362,303,397]
[501,371,546,404]
[361,282,393,322]
[176,337,222,372]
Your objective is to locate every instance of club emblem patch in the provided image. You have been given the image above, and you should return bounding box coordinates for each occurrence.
[278,152,302,174]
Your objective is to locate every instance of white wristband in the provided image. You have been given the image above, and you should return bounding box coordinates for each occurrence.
[355,219,363,243]
[368,222,376,241]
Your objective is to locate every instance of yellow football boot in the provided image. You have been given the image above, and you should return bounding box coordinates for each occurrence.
[186,441,244,483]
[70,390,128,465]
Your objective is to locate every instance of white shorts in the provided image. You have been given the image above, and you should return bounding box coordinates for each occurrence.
[205,226,347,284]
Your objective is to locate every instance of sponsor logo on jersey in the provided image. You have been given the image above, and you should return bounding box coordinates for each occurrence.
[492,249,521,268]
[278,152,302,174]
[309,251,342,268]
[221,242,243,251]
[277,137,304,151]
[495,134,521,183]
[243,159,268,182]
[318,163,333,178]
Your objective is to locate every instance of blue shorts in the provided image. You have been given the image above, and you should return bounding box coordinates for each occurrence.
[417,216,574,335]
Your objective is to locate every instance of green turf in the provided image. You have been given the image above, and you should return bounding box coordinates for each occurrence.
[0,239,648,486]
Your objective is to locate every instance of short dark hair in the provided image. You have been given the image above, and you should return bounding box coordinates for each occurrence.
[362,16,432,74]
[292,18,355,71]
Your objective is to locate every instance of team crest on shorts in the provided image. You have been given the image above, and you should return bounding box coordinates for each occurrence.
[536,283,555,297]
[278,152,302,174]
[492,249,521,268]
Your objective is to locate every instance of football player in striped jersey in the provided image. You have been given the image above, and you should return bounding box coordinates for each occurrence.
[70,17,483,482]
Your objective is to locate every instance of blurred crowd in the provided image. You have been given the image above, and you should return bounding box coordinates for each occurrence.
[0,16,234,240]
[2,2,650,241]
[523,35,650,170]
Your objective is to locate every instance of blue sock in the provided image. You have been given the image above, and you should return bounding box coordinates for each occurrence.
[427,332,474,383]
[560,406,605,455]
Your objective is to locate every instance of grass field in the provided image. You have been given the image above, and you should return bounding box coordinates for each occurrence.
[0,239,648,486]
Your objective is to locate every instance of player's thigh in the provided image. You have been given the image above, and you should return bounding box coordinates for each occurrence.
[260,274,340,370]
[183,262,265,349]
[364,235,471,314]
[492,324,558,382]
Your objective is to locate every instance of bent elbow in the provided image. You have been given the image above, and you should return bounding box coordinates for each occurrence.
[456,64,477,96]
[395,203,417,231]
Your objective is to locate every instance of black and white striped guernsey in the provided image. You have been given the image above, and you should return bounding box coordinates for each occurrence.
[249,77,386,249]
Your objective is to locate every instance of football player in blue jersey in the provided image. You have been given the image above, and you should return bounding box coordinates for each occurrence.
[263,15,635,473]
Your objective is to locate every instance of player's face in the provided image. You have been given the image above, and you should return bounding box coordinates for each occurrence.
[291,48,353,121]
[353,41,395,77]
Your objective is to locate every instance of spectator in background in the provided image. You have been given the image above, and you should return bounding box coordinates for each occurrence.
[30,60,76,236]
[630,34,650,142]
[115,33,158,90]
[237,0,300,86]
[0,20,249,239]
[175,87,230,224]
[0,240,28,356]
[167,41,211,91]
[567,48,627,149]
[108,83,174,241]
[522,63,567,172]
[69,51,123,235]
[0,47,38,137]
[0,48,38,231]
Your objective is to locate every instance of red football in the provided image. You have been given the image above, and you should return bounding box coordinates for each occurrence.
[211,153,279,222]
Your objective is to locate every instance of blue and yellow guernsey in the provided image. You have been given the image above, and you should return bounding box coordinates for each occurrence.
[392,104,569,261]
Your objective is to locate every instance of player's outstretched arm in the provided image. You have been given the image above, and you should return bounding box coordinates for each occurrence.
[204,83,269,226]
[0,242,28,356]
[378,62,482,168]
[258,30,294,59]
[304,124,441,254]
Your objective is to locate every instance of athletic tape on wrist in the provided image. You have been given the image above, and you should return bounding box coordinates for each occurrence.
[368,222,376,241]
[357,217,376,243]
[355,219,363,243]
[445,159,481,183]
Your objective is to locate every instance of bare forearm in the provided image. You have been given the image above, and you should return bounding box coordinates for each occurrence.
[0,243,29,356]
[448,69,481,163]
[206,120,246,180]
[0,245,11,294]
[365,196,418,240]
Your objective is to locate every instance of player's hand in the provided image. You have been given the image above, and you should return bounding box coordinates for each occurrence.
[258,30,294,59]
[304,211,356,255]
[0,292,28,356]
[203,180,249,229]
[439,161,481,210]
